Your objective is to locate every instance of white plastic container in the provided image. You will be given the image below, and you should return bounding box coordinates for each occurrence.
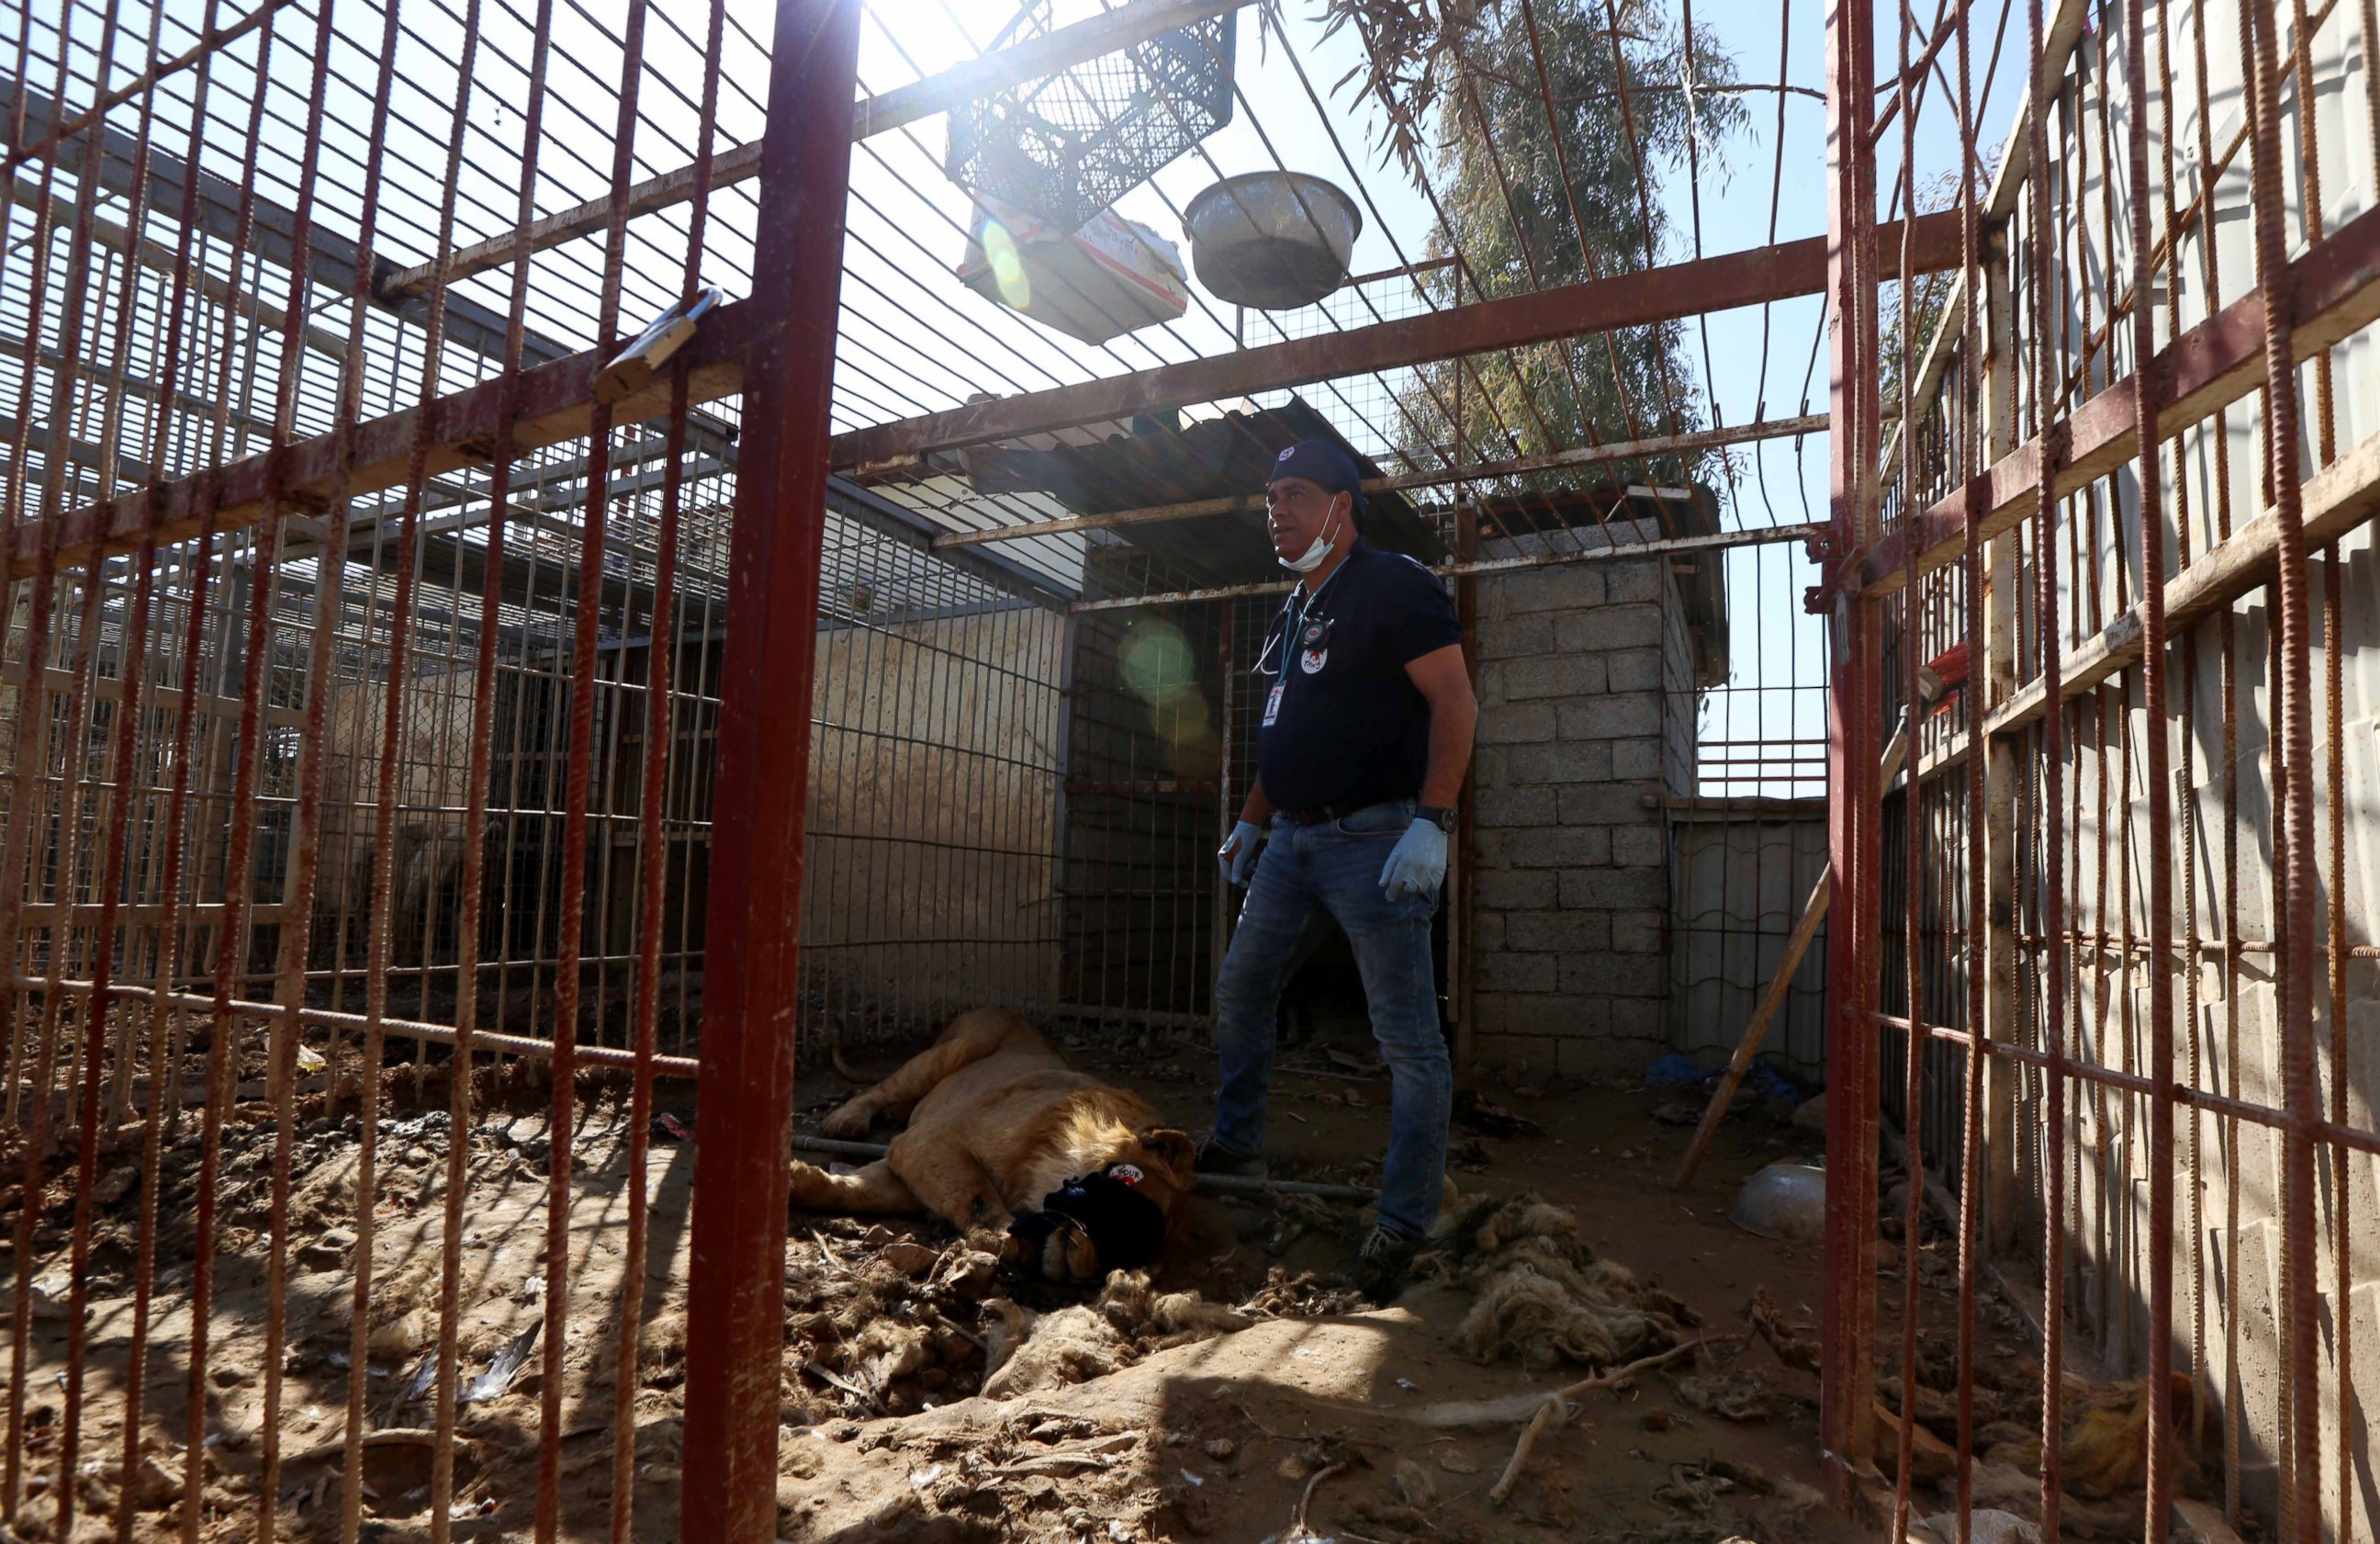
[958,197,1188,344]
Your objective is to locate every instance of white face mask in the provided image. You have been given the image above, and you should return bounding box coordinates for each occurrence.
[1276,494,1344,575]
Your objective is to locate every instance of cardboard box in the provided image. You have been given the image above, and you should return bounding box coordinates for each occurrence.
[959,197,1188,344]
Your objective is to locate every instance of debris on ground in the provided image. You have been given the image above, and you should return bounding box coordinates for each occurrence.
[1451,1088,1542,1138]
[462,1320,542,1403]
[2055,1370,2206,1497]
[1875,1398,1960,1485]
[1418,1192,1690,1373]
[1906,1509,2043,1544]
[1750,1284,1819,1371]
[1645,1052,1802,1106]
[6,1035,1869,1544]
[1672,1368,1786,1423]
[1237,1266,1367,1319]
[980,1302,1129,1398]
[1863,1150,2228,1543]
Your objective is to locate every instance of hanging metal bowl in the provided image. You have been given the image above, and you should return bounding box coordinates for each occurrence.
[1182,172,1363,310]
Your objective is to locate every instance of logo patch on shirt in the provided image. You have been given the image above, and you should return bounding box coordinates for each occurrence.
[1108,1164,1143,1186]
[1299,647,1328,674]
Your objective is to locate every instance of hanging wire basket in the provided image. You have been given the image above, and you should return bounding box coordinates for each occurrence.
[945,2,1236,235]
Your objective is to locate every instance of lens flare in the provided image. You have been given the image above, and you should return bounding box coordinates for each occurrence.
[1118,621,1195,704]
[1118,623,1220,775]
[979,217,1030,310]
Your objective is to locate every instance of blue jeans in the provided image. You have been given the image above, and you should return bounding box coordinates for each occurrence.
[1212,797,1452,1239]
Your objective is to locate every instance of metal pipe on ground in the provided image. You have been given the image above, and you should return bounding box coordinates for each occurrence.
[789,1133,1377,1201]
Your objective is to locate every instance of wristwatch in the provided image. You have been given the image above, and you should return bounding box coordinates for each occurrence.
[1418,805,1457,832]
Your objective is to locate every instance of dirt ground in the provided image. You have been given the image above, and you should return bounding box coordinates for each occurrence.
[3,1020,2065,1544]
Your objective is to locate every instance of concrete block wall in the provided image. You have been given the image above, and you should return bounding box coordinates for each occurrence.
[1467,548,1688,1075]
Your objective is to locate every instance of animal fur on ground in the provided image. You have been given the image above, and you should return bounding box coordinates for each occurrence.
[1975,1370,2212,1501]
[1417,1192,1688,1374]
[978,1269,1252,1399]
[788,1009,1198,1282]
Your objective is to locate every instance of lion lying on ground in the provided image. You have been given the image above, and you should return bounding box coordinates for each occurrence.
[789,1009,1199,1283]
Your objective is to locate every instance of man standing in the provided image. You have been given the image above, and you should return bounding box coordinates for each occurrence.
[1205,440,1477,1300]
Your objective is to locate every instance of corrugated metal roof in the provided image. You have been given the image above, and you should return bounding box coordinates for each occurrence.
[953,396,1445,588]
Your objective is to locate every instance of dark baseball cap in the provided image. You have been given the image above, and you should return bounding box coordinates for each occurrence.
[1266,438,1366,514]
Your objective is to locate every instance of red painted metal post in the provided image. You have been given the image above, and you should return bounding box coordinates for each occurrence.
[678,3,860,1540]
[1818,0,1881,1505]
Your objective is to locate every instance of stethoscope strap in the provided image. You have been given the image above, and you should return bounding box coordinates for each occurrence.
[1259,564,1347,677]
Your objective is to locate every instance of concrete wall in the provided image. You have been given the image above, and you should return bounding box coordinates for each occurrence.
[1466,547,1696,1074]
[804,604,1067,1025]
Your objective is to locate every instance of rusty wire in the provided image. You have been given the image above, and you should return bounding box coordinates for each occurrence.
[2238,2,2320,1534]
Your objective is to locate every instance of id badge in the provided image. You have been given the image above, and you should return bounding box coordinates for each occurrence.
[1263,680,1285,727]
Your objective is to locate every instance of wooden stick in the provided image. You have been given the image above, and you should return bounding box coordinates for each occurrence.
[1488,1397,1563,1506]
[1392,1335,1729,1429]
[1672,676,1943,1190]
[1282,1460,1347,1540]
[1486,1338,1710,1505]
[1670,873,1830,1189]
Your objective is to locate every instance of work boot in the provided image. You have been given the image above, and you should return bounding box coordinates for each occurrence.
[1349,1224,1420,1303]
[1194,1136,1267,1180]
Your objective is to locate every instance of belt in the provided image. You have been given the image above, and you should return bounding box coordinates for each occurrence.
[1276,798,1392,825]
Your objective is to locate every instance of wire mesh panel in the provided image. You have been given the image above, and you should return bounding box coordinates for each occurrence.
[0,0,863,1538]
[943,0,1236,235]
[1664,536,1833,1082]
[803,490,1067,1042]
[1057,602,1224,1025]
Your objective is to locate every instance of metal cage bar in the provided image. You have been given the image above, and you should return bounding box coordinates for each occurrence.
[1824,1,2380,1538]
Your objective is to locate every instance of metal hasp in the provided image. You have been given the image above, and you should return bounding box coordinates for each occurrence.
[678,3,860,1540]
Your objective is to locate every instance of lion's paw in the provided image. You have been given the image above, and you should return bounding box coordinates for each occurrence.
[818,1102,873,1140]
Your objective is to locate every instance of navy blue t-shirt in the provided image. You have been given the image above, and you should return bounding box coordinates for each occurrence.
[1256,542,1463,811]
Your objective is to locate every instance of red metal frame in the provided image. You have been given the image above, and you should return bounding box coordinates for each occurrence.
[1859,197,2380,592]
[1817,0,1881,1500]
[833,211,1965,472]
[677,4,862,1539]
[1817,3,2367,1538]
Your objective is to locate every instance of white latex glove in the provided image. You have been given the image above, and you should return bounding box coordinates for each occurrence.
[1378,817,1448,899]
[1218,819,1265,885]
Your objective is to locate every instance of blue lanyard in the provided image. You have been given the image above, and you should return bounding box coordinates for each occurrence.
[1258,564,1348,678]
